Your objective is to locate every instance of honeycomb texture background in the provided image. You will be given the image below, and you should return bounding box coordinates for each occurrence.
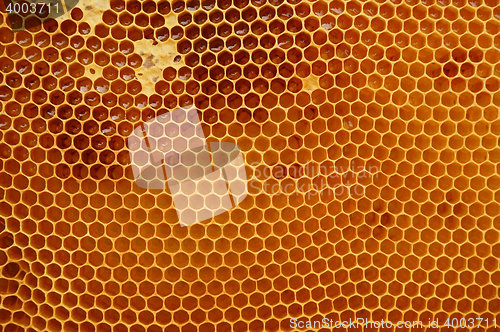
[0,0,500,330]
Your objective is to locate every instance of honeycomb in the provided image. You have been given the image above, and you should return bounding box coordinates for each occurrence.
[0,0,500,330]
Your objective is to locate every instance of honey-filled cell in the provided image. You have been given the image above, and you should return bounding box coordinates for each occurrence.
[0,0,499,331]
